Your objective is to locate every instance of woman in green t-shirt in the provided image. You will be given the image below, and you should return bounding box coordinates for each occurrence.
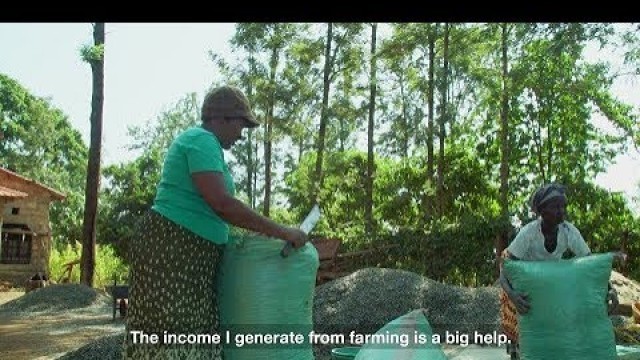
[124,86,308,360]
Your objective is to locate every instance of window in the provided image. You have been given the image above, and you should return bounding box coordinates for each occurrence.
[0,224,32,264]
[11,207,19,215]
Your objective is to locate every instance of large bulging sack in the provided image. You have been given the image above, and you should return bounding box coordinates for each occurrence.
[504,252,617,360]
[218,235,319,360]
[354,308,448,360]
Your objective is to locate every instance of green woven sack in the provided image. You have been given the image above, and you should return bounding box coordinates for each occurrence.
[504,252,617,360]
[218,235,319,360]
[617,345,640,359]
[354,309,448,360]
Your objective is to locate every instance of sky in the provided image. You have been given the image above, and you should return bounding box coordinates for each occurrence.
[0,23,638,212]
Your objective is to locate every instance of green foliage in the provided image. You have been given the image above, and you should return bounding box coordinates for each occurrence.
[49,242,82,283]
[49,241,128,287]
[286,148,498,238]
[80,44,105,62]
[375,214,512,286]
[93,243,129,286]
[563,179,640,278]
[0,73,88,244]
[98,149,162,258]
[127,93,200,153]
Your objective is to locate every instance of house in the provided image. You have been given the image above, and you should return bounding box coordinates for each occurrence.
[0,168,65,284]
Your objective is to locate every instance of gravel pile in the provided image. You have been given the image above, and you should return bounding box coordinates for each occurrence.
[57,333,125,360]
[314,268,425,335]
[611,271,640,305]
[313,267,501,337]
[0,284,111,316]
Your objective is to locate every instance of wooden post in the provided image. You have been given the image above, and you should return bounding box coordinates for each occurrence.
[621,229,629,276]
[0,207,3,260]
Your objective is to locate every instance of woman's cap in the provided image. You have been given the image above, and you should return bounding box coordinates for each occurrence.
[529,183,567,214]
[202,85,260,127]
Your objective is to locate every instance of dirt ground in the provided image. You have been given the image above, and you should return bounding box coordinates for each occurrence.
[0,291,125,360]
[0,291,23,305]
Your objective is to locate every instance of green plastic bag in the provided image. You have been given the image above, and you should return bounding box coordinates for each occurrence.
[353,309,448,360]
[218,235,319,360]
[617,345,640,359]
[504,252,617,360]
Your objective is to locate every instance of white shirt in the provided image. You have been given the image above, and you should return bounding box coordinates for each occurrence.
[506,218,590,261]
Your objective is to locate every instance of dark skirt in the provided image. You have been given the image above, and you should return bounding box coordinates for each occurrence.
[123,209,224,359]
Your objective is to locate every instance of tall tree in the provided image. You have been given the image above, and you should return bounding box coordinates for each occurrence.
[377,24,430,159]
[312,23,334,202]
[365,23,378,238]
[209,45,263,210]
[427,24,437,191]
[514,24,631,190]
[496,23,512,263]
[277,26,326,211]
[245,54,257,209]
[498,23,510,219]
[379,23,439,218]
[226,23,302,214]
[80,23,105,287]
[436,23,450,215]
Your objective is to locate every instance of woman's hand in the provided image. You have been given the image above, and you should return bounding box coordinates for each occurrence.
[281,227,308,249]
[499,269,531,314]
[607,287,619,314]
[613,251,628,264]
[508,290,531,314]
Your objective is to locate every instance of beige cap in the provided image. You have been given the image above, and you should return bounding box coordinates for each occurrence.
[201,85,260,127]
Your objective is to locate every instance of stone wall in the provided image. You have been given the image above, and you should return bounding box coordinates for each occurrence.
[0,192,55,284]
[0,169,63,285]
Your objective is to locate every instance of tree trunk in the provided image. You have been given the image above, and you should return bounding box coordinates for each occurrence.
[497,23,511,276]
[534,116,546,182]
[80,23,105,287]
[427,24,436,183]
[252,140,258,209]
[399,75,409,158]
[313,22,333,202]
[365,23,377,239]
[499,23,510,219]
[263,46,278,217]
[423,24,437,221]
[246,54,256,209]
[436,23,449,215]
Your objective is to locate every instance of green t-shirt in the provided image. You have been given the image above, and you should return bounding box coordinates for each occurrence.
[152,126,236,244]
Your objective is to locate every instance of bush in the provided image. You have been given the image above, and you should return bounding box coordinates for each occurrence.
[49,240,129,288]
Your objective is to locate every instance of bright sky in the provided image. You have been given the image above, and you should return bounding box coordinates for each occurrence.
[0,23,638,212]
[0,22,235,162]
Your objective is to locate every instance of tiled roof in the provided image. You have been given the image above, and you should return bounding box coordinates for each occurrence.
[0,168,65,200]
[0,185,28,199]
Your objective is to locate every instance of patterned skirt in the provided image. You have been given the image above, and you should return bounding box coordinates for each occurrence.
[123,209,224,360]
[499,249,519,342]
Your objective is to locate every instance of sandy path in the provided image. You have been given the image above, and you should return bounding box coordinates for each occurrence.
[0,292,125,360]
[0,291,25,306]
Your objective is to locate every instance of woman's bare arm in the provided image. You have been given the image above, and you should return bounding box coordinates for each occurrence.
[191,171,305,246]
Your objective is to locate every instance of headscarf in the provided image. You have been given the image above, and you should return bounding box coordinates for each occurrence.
[529,183,567,215]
